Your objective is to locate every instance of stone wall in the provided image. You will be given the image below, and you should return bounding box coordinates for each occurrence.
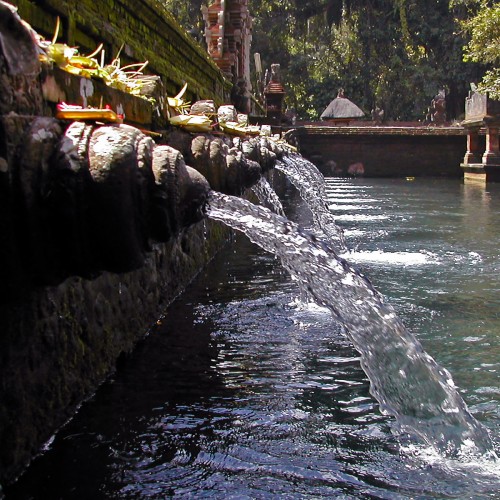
[10,0,231,103]
[292,126,468,178]
[0,118,282,485]
[0,219,230,484]
[0,116,281,487]
[0,3,285,486]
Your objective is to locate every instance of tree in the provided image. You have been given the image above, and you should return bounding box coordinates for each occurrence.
[161,0,205,39]
[162,1,485,120]
[456,1,500,99]
[249,0,479,120]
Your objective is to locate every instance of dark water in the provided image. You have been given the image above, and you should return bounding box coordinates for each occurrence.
[6,178,500,499]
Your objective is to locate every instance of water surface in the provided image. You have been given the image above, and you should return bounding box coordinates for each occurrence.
[6,178,500,499]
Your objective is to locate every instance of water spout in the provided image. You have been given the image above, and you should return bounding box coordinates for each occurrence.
[275,154,347,252]
[206,190,494,458]
[251,177,285,216]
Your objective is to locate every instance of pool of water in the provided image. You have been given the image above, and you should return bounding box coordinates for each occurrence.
[6,177,500,499]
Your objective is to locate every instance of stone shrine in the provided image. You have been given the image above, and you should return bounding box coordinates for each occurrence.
[461,91,500,183]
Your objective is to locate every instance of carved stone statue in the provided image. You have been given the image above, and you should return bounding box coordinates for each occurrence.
[371,106,384,125]
[270,63,281,83]
[430,89,446,125]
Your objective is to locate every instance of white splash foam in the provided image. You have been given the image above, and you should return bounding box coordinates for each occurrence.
[335,214,390,222]
[341,250,437,266]
[328,204,375,211]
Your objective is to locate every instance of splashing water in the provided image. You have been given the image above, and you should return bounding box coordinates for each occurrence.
[206,190,494,458]
[252,176,285,216]
[275,154,347,252]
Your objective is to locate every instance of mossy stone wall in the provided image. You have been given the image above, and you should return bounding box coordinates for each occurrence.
[11,0,231,103]
[0,219,231,484]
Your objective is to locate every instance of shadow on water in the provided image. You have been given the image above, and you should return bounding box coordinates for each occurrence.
[6,234,394,499]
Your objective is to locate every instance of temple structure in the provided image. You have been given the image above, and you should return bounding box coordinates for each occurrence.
[202,0,253,113]
[264,63,286,124]
[320,89,365,125]
[461,91,500,183]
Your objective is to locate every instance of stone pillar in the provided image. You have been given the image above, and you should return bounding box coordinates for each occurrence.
[460,91,500,183]
[463,127,482,164]
[482,124,500,165]
[203,0,253,86]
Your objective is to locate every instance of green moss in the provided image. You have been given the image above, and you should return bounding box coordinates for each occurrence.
[11,0,231,103]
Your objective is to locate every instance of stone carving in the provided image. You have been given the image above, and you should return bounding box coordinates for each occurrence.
[461,90,500,181]
[348,162,365,177]
[218,104,238,123]
[153,146,210,239]
[190,100,216,117]
[371,106,384,125]
[185,132,278,195]
[0,0,286,486]
[1,67,220,285]
[0,1,44,115]
[0,3,284,290]
[6,121,212,283]
[430,89,446,125]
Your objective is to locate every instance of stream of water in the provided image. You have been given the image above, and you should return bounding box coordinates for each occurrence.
[5,173,500,499]
[275,155,347,252]
[207,188,492,458]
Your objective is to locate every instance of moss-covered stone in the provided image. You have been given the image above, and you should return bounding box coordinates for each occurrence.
[11,0,232,104]
[0,219,231,484]
[0,3,283,487]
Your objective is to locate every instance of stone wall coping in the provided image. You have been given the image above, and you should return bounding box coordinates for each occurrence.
[294,125,468,137]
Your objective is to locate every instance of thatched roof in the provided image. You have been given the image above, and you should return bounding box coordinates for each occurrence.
[320,96,364,120]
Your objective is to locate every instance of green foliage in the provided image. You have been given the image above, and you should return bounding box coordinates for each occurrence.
[163,0,494,119]
[479,69,500,99]
[458,1,500,98]
[249,0,480,120]
[161,0,205,34]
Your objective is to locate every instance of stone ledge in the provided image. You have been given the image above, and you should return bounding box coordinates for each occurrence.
[41,65,156,128]
[297,125,467,137]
